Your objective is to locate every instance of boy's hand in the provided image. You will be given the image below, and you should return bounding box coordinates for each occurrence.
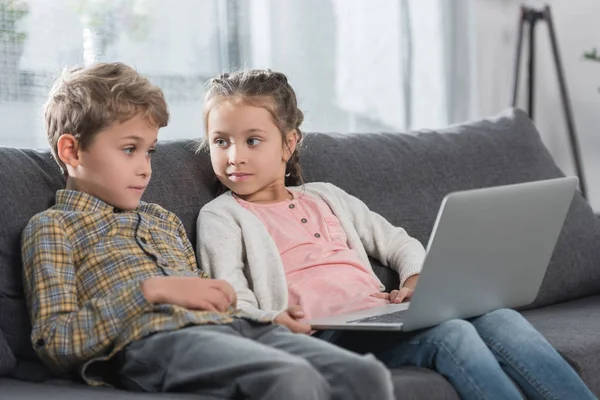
[274,306,311,334]
[142,276,237,312]
[370,274,419,304]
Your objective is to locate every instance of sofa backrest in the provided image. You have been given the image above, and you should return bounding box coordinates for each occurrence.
[1,108,599,371]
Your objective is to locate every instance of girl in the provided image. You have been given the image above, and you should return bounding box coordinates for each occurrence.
[196,69,596,400]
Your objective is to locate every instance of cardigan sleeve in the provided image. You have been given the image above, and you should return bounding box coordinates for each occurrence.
[196,210,281,320]
[328,183,426,287]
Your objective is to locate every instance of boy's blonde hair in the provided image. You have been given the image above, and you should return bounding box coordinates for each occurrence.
[44,62,169,175]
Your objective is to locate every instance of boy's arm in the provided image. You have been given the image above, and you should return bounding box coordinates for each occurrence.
[330,184,426,287]
[21,214,154,374]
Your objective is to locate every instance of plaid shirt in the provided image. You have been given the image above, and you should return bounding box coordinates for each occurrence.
[21,190,252,386]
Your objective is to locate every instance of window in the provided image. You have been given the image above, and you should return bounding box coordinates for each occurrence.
[0,0,474,148]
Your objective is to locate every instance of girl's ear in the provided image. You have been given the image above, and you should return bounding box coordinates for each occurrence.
[283,129,299,162]
[57,134,81,169]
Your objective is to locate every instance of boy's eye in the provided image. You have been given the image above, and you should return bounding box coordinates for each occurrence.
[123,147,135,155]
[215,138,228,147]
[247,138,262,146]
[147,148,156,157]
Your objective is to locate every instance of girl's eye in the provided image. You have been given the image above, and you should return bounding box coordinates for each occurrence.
[247,138,262,146]
[215,138,228,147]
[123,147,135,155]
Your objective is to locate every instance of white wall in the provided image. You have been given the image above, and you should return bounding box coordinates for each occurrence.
[473,0,600,210]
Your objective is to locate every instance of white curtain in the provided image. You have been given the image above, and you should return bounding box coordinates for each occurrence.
[331,0,475,131]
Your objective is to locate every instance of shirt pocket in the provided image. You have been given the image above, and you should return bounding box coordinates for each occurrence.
[324,216,348,245]
[149,228,192,274]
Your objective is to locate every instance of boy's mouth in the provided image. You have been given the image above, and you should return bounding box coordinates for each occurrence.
[129,186,146,192]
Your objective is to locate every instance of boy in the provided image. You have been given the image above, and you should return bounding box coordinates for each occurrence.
[21,62,394,399]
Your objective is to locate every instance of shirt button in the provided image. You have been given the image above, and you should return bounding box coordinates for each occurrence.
[36,338,45,347]
[140,237,147,244]
[289,204,295,209]
[314,233,321,238]
[301,218,307,223]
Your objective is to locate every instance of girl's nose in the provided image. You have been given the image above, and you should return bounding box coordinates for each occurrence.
[228,145,246,165]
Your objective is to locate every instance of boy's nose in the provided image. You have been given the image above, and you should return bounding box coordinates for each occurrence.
[139,157,152,177]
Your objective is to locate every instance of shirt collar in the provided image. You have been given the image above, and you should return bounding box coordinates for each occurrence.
[54,189,128,213]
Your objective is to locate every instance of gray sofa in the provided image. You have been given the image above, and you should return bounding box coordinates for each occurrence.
[1,108,599,399]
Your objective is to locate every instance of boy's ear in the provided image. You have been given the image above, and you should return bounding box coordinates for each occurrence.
[57,134,81,169]
[283,129,299,162]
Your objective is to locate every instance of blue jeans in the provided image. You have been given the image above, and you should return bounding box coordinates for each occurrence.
[316,309,596,400]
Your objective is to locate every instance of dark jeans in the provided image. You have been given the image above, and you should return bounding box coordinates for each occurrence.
[115,319,394,400]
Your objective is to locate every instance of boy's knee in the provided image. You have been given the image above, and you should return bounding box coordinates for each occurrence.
[272,358,331,398]
[346,354,395,398]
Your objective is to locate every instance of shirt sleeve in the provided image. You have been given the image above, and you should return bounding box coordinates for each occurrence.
[21,214,153,374]
[331,184,426,287]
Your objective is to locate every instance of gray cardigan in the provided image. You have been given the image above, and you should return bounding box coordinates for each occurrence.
[197,182,425,320]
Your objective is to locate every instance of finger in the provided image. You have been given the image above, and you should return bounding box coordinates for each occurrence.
[276,315,301,332]
[389,290,400,303]
[394,289,413,303]
[193,299,219,312]
[214,280,236,304]
[287,306,305,319]
[393,293,406,303]
[370,292,390,300]
[206,289,231,312]
[290,320,311,334]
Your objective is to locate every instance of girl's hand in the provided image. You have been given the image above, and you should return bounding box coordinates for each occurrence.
[370,274,419,304]
[274,306,311,334]
[370,287,413,303]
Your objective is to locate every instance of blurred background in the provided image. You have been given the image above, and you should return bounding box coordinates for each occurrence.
[0,0,598,208]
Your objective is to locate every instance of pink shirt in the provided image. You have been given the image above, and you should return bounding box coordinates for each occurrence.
[235,191,388,320]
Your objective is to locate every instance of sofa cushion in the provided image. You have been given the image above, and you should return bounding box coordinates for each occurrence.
[0,377,199,399]
[0,297,37,361]
[522,295,600,395]
[299,108,600,307]
[0,148,64,360]
[0,367,460,400]
[0,149,63,299]
[0,330,16,376]
[142,141,217,245]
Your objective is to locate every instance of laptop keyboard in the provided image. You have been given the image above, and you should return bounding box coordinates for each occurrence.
[348,310,407,324]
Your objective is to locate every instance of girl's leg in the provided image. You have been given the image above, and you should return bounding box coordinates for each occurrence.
[318,320,523,400]
[471,308,596,400]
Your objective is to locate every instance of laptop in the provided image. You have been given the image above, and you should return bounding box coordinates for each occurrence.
[309,177,578,332]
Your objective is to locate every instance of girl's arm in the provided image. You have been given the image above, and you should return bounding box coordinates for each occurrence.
[196,210,281,320]
[331,184,426,287]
